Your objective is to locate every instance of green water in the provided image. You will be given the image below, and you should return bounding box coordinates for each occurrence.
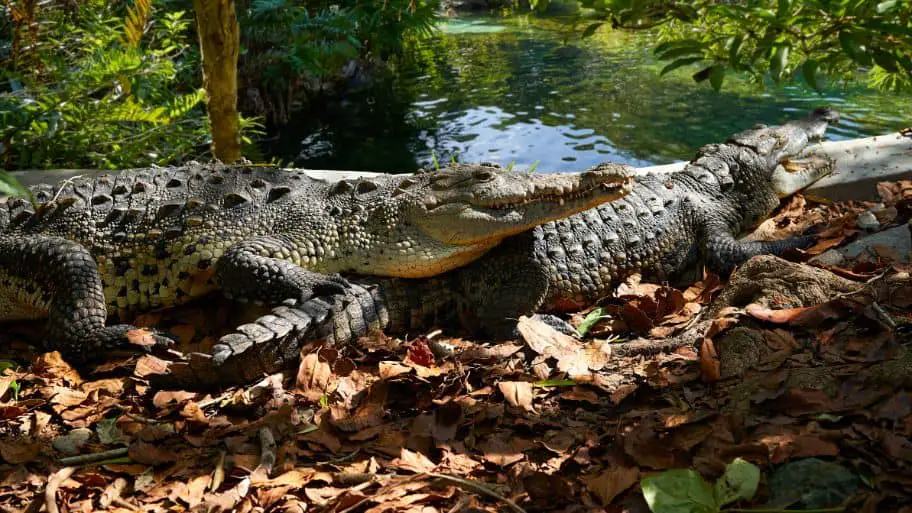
[266,14,912,173]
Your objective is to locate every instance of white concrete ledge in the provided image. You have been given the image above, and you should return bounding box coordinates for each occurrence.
[9,132,911,202]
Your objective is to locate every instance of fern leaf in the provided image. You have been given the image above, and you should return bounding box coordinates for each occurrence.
[122,0,153,48]
[165,88,205,120]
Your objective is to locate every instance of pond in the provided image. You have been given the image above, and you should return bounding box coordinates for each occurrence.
[264,13,912,173]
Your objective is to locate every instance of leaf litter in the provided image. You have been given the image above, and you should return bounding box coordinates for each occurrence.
[0,180,910,512]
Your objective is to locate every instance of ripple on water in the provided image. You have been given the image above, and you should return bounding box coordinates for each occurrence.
[273,13,912,172]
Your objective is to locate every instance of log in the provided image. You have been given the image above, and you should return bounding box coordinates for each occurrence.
[8,132,911,202]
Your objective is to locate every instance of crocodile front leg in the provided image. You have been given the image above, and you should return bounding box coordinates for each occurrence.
[703,222,815,276]
[456,235,552,339]
[215,235,351,304]
[0,235,173,361]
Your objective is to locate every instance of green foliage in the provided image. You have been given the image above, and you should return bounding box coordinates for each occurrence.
[0,1,212,170]
[642,458,761,513]
[237,0,439,124]
[575,306,604,337]
[578,0,912,92]
[0,171,30,198]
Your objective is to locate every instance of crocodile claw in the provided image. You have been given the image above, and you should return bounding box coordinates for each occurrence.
[303,273,352,300]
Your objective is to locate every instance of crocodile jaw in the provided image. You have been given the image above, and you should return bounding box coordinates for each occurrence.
[415,165,632,246]
[771,154,835,197]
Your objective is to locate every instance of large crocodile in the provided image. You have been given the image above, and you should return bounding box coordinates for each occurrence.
[0,164,631,361]
[149,108,840,386]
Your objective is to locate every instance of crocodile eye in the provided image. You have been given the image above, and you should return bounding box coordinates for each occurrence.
[473,170,495,182]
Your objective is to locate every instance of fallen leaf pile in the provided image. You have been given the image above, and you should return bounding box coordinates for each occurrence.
[0,180,910,512]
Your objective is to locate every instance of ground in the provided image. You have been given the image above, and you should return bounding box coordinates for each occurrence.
[0,180,910,513]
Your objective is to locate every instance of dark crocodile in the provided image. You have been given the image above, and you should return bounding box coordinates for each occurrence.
[0,163,631,361]
[150,108,840,387]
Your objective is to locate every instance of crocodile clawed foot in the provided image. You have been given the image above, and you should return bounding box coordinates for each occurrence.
[301,273,352,301]
[100,325,176,354]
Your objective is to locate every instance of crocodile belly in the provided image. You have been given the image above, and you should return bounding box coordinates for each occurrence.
[0,270,52,321]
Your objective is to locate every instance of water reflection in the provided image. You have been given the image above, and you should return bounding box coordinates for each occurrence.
[265,13,912,173]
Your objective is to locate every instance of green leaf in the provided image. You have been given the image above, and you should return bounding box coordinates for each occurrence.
[642,469,719,513]
[802,59,820,91]
[96,417,127,445]
[876,0,897,12]
[657,45,705,61]
[872,49,899,72]
[714,458,760,507]
[0,172,31,199]
[777,0,791,17]
[770,46,789,83]
[532,379,576,387]
[728,35,744,70]
[575,307,604,337]
[654,39,704,59]
[660,57,703,76]
[693,66,712,83]
[839,31,872,66]
[581,22,603,39]
[709,65,725,92]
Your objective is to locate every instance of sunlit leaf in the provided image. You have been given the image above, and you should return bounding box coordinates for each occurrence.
[0,172,31,199]
[876,0,897,13]
[728,34,744,70]
[709,65,725,91]
[575,307,604,337]
[770,45,789,83]
[642,469,718,513]
[714,458,760,507]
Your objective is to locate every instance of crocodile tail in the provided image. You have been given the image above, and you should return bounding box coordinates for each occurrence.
[143,275,460,389]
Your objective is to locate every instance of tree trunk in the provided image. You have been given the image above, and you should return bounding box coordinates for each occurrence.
[193,0,242,163]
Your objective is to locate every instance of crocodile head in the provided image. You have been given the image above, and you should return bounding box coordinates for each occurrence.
[406,163,632,247]
[731,107,840,197]
[325,163,632,277]
[767,107,840,197]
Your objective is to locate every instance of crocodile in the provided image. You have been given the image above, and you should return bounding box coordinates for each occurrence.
[147,107,840,387]
[0,163,631,361]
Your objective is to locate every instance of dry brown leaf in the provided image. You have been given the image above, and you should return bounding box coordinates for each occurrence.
[378,361,412,379]
[152,390,199,409]
[390,448,437,473]
[128,440,179,465]
[497,381,535,412]
[296,352,335,401]
[0,439,41,464]
[405,337,435,367]
[169,324,196,345]
[178,474,211,509]
[517,316,591,376]
[477,432,528,467]
[32,352,82,385]
[583,466,639,505]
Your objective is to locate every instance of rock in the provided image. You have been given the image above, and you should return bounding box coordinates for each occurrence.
[811,249,846,267]
[811,223,912,265]
[855,210,880,231]
[52,427,93,456]
[707,255,862,317]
